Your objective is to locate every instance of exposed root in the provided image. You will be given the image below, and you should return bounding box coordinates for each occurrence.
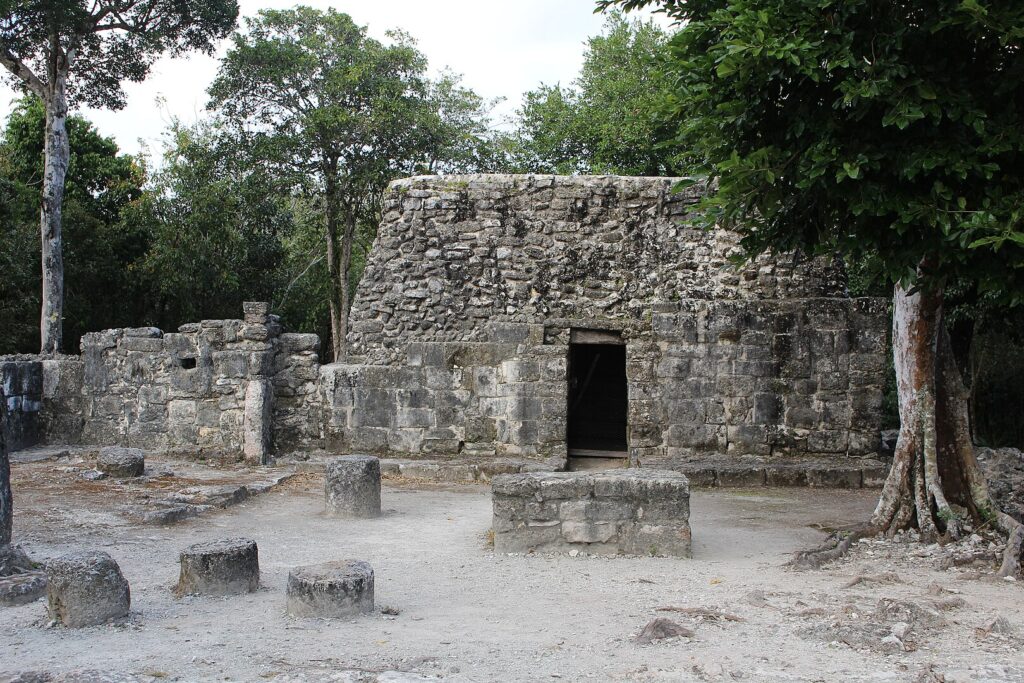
[842,572,902,589]
[655,606,745,622]
[997,514,1024,578]
[788,524,876,570]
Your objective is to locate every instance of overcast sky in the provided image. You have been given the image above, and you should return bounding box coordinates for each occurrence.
[0,0,671,158]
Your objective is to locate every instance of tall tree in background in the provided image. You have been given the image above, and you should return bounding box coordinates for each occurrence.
[209,7,496,359]
[0,96,149,353]
[603,0,1024,573]
[0,0,238,353]
[142,119,289,329]
[513,12,682,175]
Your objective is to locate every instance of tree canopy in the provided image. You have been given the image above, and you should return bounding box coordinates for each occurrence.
[208,6,499,357]
[512,12,682,176]
[0,96,148,351]
[600,0,1024,573]
[601,0,1024,298]
[0,0,237,108]
[0,0,239,353]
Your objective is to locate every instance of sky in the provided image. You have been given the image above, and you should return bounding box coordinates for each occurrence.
[0,0,671,158]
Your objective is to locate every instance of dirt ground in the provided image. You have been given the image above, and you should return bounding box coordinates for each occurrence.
[2,459,1023,682]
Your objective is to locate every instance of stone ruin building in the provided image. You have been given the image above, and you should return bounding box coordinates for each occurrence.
[2,175,889,474]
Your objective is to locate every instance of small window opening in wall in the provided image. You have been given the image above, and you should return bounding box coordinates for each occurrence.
[178,356,197,370]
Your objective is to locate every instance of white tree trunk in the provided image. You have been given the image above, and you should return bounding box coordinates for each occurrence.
[796,278,1023,573]
[40,79,69,354]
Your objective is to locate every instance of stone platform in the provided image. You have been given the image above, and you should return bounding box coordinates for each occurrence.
[492,470,691,557]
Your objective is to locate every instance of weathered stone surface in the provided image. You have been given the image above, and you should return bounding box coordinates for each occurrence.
[243,379,273,464]
[325,455,381,518]
[286,560,374,618]
[0,571,46,606]
[96,447,144,478]
[330,175,887,462]
[45,551,130,627]
[2,176,889,474]
[0,544,33,576]
[492,469,691,557]
[176,538,259,596]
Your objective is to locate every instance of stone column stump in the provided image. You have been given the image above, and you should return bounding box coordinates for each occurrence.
[175,538,260,596]
[286,560,374,618]
[325,456,381,518]
[46,551,130,627]
[97,446,145,478]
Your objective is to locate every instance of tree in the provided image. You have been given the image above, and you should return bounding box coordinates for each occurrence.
[141,119,289,328]
[513,12,683,175]
[209,7,497,358]
[602,0,1024,573]
[0,96,150,353]
[0,0,238,353]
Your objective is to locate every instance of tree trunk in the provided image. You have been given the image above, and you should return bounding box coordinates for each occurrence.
[40,78,69,354]
[324,172,346,361]
[340,210,356,347]
[0,389,12,548]
[794,279,1023,574]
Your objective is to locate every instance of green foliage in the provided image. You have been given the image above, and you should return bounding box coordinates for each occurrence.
[141,119,289,328]
[0,96,149,352]
[512,12,683,175]
[0,0,238,109]
[207,6,501,353]
[601,0,1024,301]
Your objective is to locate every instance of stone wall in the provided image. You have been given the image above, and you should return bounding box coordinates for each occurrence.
[2,174,890,468]
[1,356,83,451]
[337,175,888,464]
[70,303,321,461]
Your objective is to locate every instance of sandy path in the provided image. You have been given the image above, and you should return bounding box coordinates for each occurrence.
[2,477,1022,682]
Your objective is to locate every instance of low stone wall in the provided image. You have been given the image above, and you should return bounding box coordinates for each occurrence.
[1,358,43,450]
[1,356,83,451]
[4,304,323,462]
[492,470,692,557]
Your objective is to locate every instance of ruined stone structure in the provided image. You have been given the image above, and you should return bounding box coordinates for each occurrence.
[336,175,887,467]
[493,470,692,557]
[2,175,888,472]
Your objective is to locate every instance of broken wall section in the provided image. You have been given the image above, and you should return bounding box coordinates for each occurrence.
[1,356,84,451]
[64,303,322,461]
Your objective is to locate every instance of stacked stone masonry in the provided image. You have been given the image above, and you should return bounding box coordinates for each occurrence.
[492,470,693,557]
[338,175,887,465]
[1,175,888,469]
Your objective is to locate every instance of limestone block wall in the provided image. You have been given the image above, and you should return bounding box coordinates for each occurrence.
[1,356,83,450]
[71,303,321,460]
[337,174,888,463]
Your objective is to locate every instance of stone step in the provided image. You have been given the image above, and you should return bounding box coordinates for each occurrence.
[121,473,297,525]
[666,459,888,489]
[295,455,887,489]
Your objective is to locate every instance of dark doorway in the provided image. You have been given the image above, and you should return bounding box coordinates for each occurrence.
[567,339,628,458]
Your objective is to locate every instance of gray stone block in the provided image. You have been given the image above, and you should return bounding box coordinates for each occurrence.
[176,538,259,596]
[492,470,690,557]
[46,551,130,627]
[96,447,144,478]
[325,455,382,518]
[286,560,374,618]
